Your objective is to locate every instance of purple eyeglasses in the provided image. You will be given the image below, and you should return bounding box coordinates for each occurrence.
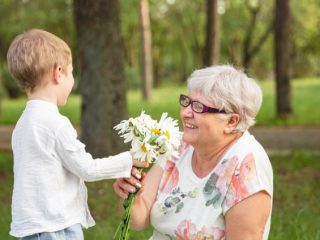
[179,94,226,114]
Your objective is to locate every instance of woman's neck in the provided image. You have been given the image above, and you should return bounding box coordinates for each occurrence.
[192,133,241,178]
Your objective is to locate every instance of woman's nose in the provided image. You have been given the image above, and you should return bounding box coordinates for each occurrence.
[180,104,193,117]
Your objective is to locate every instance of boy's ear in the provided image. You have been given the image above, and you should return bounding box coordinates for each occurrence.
[52,65,63,84]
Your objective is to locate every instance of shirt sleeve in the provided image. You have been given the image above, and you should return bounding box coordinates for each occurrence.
[55,123,132,181]
[222,152,272,215]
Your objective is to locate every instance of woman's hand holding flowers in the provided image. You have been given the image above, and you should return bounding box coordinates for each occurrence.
[113,167,146,200]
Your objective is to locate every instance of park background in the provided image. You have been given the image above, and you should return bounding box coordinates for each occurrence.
[0,0,319,239]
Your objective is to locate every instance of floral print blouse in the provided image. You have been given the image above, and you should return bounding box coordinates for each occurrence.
[150,131,273,240]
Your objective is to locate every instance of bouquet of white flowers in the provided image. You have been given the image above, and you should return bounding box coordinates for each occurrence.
[113,111,182,240]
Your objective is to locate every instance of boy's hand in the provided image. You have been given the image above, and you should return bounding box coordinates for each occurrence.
[130,152,149,168]
[132,159,149,168]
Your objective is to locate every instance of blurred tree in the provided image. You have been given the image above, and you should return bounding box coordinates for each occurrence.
[274,0,292,117]
[0,67,3,115]
[204,0,220,66]
[0,0,318,97]
[150,0,205,83]
[0,0,75,97]
[120,0,141,88]
[139,0,153,100]
[221,0,274,76]
[290,0,320,77]
[74,0,128,156]
[242,0,273,71]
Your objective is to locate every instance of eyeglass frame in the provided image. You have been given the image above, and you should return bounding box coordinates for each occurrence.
[179,94,227,114]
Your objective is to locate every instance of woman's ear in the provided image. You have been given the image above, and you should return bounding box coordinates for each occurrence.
[224,113,240,134]
[52,65,63,84]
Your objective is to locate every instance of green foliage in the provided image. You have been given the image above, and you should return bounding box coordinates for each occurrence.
[149,0,205,83]
[1,64,23,99]
[291,0,320,77]
[0,0,75,97]
[0,151,14,240]
[1,0,320,96]
[0,0,75,57]
[123,0,320,82]
[125,66,141,90]
[221,0,274,76]
[1,150,320,239]
[0,67,4,115]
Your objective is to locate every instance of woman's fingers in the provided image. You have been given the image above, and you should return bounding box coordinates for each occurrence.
[113,178,131,199]
[113,165,147,199]
[113,181,126,199]
[131,167,142,180]
[126,168,143,189]
[113,175,142,199]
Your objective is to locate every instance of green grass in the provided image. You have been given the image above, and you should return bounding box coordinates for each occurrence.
[0,78,319,126]
[257,78,320,126]
[1,150,319,239]
[269,151,320,240]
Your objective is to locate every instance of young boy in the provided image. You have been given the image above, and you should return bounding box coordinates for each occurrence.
[7,29,144,239]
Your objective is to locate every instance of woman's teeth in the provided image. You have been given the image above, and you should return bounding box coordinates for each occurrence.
[185,123,197,129]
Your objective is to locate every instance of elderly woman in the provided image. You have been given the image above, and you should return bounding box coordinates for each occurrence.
[113,65,273,240]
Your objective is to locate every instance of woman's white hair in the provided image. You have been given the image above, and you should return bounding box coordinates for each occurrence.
[187,65,263,132]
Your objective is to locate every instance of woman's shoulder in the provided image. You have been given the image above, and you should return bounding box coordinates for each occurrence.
[231,131,268,158]
[226,131,272,175]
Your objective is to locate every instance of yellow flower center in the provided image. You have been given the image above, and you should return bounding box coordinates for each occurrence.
[151,128,161,135]
[165,130,170,140]
[141,143,147,152]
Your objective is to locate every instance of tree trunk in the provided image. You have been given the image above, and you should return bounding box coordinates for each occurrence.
[139,0,153,100]
[242,2,259,70]
[0,70,2,115]
[243,22,273,71]
[204,0,220,66]
[274,0,292,117]
[153,47,161,88]
[243,1,273,72]
[74,0,128,157]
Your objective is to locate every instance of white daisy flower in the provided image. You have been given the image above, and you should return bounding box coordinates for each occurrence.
[114,111,181,164]
[131,137,157,163]
[157,112,182,148]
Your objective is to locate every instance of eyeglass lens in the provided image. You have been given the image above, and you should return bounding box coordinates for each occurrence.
[179,95,204,113]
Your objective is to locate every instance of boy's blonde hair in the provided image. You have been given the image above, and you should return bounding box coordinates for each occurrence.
[7,29,72,92]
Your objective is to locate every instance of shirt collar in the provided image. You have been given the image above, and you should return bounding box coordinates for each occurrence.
[26,100,59,113]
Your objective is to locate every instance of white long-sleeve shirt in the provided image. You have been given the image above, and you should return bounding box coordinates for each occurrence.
[10,100,132,238]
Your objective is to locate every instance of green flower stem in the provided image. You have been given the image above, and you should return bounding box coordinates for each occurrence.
[114,168,144,240]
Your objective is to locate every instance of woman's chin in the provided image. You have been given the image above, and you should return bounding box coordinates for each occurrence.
[182,133,196,145]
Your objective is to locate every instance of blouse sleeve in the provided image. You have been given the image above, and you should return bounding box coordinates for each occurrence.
[222,152,272,215]
[55,122,132,181]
